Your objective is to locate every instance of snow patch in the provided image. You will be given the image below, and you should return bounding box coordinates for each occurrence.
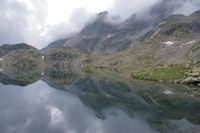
[163,41,174,46]
[0,58,3,61]
[106,34,113,38]
[179,40,196,48]
[183,40,196,46]
[0,69,3,72]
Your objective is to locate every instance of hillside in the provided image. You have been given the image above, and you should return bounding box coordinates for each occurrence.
[0,44,44,83]
[85,10,200,85]
[0,44,89,85]
[44,0,188,53]
[0,10,200,86]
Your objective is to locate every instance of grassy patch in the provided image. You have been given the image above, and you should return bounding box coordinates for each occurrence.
[191,45,200,52]
[131,64,191,82]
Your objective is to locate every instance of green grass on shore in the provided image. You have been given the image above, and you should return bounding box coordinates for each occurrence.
[131,64,192,82]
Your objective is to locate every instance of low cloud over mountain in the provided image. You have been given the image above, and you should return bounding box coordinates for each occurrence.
[0,0,200,49]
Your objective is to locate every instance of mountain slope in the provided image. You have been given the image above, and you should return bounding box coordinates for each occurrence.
[43,11,159,53]
[0,44,44,83]
[44,0,191,53]
[86,10,200,84]
[0,43,35,58]
[144,11,200,40]
[1,10,200,86]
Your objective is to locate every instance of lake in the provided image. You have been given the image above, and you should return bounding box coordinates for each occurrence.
[0,78,200,133]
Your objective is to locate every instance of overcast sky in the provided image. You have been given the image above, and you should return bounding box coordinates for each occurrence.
[1,0,200,49]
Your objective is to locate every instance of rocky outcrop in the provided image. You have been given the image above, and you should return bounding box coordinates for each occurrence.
[182,70,200,85]
[181,77,200,85]
[0,43,35,58]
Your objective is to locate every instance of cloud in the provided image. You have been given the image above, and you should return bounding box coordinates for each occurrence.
[0,80,158,133]
[0,0,29,44]
[107,0,160,23]
[43,7,96,46]
[0,0,96,49]
[0,0,200,49]
[173,0,200,15]
[107,0,200,23]
[0,0,48,49]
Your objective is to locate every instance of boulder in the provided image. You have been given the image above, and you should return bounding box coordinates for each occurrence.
[188,72,200,77]
[181,77,200,85]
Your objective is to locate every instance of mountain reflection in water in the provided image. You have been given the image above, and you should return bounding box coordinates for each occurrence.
[0,71,200,133]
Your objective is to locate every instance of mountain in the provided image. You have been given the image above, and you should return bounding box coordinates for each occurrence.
[1,10,200,86]
[0,44,88,85]
[44,0,190,53]
[0,43,35,58]
[86,10,200,84]
[0,43,44,83]
[44,12,153,53]
[42,38,69,51]
[43,12,157,53]
[144,11,200,40]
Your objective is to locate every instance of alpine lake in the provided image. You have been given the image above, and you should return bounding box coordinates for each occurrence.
[0,69,200,133]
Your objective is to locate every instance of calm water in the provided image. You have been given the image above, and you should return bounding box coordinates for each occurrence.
[0,78,200,133]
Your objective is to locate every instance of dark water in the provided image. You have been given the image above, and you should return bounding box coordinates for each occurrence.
[0,78,200,133]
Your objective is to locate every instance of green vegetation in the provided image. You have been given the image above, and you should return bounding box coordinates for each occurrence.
[131,64,190,82]
[0,45,44,83]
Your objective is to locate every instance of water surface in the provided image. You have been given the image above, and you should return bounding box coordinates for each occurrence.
[0,78,200,133]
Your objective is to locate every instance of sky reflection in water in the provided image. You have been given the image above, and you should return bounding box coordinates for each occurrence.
[0,80,200,133]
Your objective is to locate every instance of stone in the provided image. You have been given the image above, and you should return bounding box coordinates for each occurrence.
[188,72,200,77]
[181,77,200,84]
[185,64,190,69]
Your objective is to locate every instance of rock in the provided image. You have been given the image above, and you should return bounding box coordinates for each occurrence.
[181,77,200,84]
[185,64,190,69]
[173,80,179,83]
[188,72,200,77]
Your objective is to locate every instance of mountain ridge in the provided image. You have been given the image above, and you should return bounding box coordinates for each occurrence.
[0,10,200,87]
[44,1,196,53]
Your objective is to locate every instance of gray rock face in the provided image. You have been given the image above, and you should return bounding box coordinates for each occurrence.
[144,10,200,39]
[44,0,193,53]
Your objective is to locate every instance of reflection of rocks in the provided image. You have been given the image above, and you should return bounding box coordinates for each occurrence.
[49,78,200,125]
[44,69,85,85]
[0,44,88,86]
[51,79,152,119]
[0,44,44,85]
[134,82,200,125]
[0,72,36,86]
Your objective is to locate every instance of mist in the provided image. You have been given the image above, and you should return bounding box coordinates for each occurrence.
[0,0,200,49]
